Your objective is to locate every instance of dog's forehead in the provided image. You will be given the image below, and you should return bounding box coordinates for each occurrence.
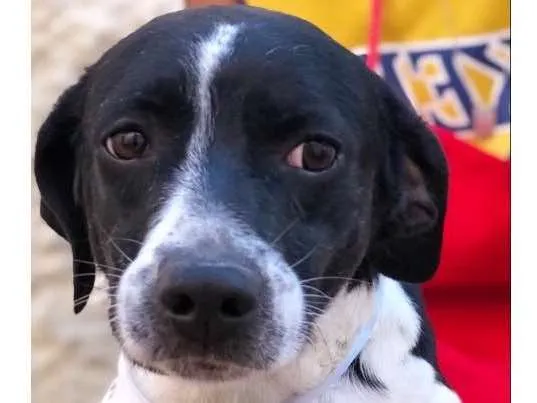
[82,6,371,143]
[89,6,353,93]
[125,6,336,57]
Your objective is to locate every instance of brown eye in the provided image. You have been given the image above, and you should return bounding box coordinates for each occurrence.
[105,131,148,160]
[287,140,338,172]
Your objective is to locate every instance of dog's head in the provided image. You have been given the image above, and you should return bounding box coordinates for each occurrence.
[34,6,447,381]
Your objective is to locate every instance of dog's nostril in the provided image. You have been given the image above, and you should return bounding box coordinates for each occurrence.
[156,263,263,331]
[220,294,255,319]
[162,292,196,317]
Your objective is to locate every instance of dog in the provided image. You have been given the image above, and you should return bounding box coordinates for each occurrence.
[34,5,461,403]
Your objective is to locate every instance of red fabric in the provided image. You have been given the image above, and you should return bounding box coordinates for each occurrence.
[423,127,510,403]
[366,0,383,70]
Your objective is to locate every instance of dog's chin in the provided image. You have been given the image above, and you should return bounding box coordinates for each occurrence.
[164,358,253,381]
[123,348,258,382]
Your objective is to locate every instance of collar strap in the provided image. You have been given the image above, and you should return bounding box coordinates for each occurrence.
[290,278,383,403]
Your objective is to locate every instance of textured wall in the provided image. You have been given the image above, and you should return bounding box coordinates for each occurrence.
[31,2,183,402]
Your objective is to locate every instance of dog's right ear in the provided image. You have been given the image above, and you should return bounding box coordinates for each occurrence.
[34,75,95,314]
[364,72,449,284]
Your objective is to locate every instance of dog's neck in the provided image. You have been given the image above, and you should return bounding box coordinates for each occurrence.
[103,279,384,403]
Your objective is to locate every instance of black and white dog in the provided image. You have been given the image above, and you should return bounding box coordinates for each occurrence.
[34,6,461,403]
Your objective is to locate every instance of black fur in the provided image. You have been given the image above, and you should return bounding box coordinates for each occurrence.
[34,5,449,387]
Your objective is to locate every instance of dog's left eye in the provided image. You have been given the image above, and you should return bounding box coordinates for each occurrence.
[105,131,148,160]
[287,140,338,172]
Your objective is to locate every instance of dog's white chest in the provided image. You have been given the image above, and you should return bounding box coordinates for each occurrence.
[101,372,460,403]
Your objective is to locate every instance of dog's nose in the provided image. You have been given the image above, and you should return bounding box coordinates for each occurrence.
[156,263,263,341]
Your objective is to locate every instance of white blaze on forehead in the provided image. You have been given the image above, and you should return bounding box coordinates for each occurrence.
[192,23,241,154]
[176,23,242,203]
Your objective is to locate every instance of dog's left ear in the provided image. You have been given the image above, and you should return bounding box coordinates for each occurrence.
[34,75,95,313]
[367,75,448,283]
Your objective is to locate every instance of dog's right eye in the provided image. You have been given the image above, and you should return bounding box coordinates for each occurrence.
[286,140,338,172]
[105,131,148,160]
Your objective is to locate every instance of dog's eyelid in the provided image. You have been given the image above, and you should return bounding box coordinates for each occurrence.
[290,131,342,149]
[99,119,147,141]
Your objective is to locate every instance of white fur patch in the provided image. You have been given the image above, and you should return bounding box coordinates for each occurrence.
[113,276,460,403]
[344,278,461,403]
[185,23,241,178]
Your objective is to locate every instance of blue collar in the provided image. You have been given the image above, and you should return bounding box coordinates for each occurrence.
[290,279,383,403]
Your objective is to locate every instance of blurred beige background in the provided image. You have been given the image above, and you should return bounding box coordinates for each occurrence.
[32,1,184,402]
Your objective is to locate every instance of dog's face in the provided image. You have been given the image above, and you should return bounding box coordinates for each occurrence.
[35,7,447,382]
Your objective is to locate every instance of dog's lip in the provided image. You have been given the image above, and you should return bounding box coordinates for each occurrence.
[127,353,243,377]
[127,357,166,375]
[157,356,253,380]
[187,358,231,372]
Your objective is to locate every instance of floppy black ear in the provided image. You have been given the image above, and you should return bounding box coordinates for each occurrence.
[34,75,95,313]
[368,75,448,283]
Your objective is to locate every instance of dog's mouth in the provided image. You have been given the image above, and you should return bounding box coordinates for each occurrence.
[116,291,290,382]
[126,350,254,381]
[115,240,309,381]
[171,357,251,381]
